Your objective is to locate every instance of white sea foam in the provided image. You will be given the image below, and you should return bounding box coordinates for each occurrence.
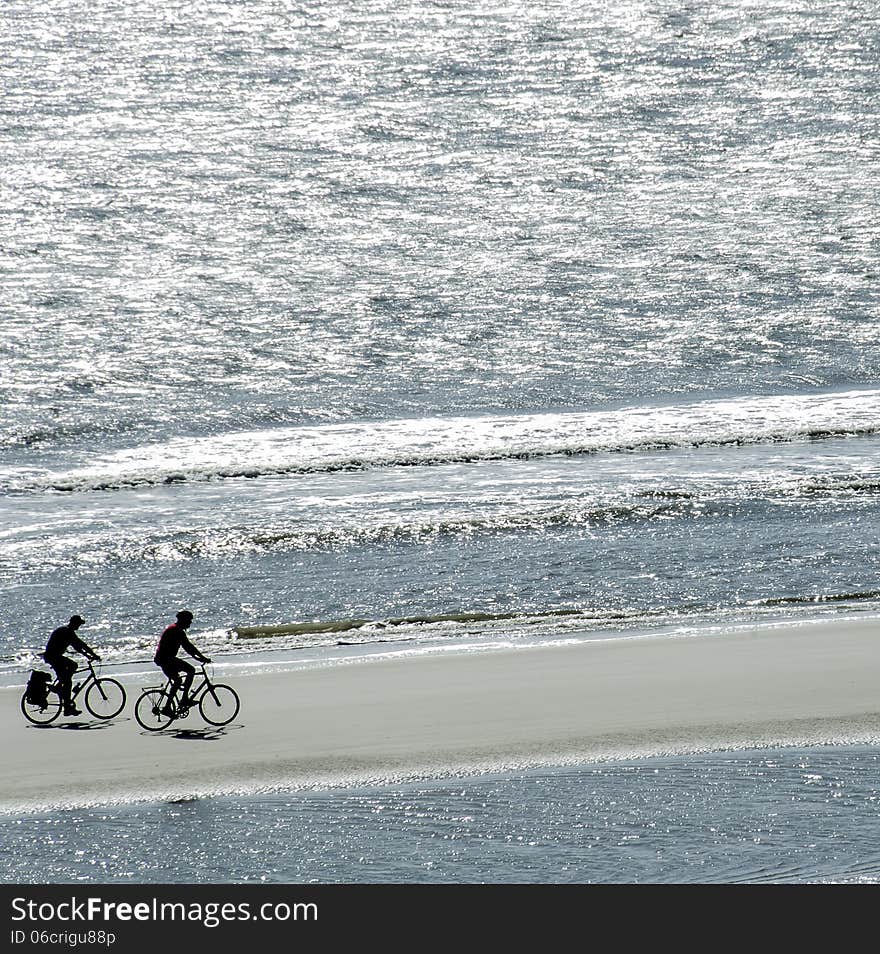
[10,388,880,493]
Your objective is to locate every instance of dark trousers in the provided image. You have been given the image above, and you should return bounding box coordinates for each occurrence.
[45,655,77,709]
[158,657,195,702]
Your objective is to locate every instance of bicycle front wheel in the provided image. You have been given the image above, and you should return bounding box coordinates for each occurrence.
[85,678,126,720]
[199,684,240,726]
[20,691,62,726]
[135,689,174,731]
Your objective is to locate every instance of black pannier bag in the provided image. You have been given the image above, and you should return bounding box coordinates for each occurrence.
[25,670,52,708]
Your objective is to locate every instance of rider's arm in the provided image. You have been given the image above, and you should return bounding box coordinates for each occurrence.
[181,634,210,663]
[70,635,100,661]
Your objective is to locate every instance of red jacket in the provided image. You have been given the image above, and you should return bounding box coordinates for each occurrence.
[154,623,204,665]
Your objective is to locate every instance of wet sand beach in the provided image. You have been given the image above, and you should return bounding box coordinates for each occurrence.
[3,619,879,813]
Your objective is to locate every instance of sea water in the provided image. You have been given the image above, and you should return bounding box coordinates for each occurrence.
[3,747,880,884]
[3,0,880,883]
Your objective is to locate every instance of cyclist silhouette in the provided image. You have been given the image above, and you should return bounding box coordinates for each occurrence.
[42,615,101,716]
[154,610,211,716]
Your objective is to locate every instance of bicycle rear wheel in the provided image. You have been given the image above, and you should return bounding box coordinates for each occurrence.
[20,690,62,725]
[134,689,174,731]
[85,678,126,719]
[199,684,240,726]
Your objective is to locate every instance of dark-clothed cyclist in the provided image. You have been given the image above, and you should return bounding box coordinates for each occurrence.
[154,610,211,716]
[42,614,101,716]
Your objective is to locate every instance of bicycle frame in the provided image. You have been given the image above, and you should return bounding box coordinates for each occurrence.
[47,659,100,700]
[156,664,215,712]
[71,661,100,699]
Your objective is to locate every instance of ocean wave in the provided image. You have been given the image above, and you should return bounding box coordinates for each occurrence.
[233,608,591,639]
[228,606,655,651]
[7,389,880,494]
[5,469,880,571]
[0,421,102,450]
[12,484,817,571]
[0,500,694,572]
[795,477,880,496]
[231,591,880,649]
[5,592,880,670]
[747,590,880,608]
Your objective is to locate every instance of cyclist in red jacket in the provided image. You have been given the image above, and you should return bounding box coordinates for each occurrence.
[154,610,211,716]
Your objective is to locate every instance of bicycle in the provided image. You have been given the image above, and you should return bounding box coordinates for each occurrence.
[20,659,127,725]
[134,663,240,731]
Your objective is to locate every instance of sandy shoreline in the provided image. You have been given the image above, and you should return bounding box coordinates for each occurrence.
[3,619,880,813]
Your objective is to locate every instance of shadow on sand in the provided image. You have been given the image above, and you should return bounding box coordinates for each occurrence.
[171,723,245,741]
[138,723,244,741]
[28,717,125,732]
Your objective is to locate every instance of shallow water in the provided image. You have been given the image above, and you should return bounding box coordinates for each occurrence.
[3,746,880,884]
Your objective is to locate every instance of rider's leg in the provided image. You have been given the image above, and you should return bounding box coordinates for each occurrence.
[50,657,78,713]
[179,660,196,705]
[169,673,182,705]
[160,661,184,712]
